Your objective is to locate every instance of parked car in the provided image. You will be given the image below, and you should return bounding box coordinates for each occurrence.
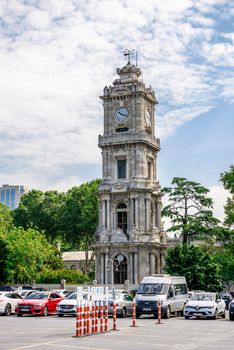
[229,299,234,320]
[221,292,232,310]
[51,289,71,297]
[184,292,226,319]
[15,291,64,316]
[0,285,17,292]
[56,292,78,316]
[0,292,23,316]
[108,290,133,317]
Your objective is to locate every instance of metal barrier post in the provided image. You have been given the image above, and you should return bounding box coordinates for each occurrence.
[87,301,91,335]
[130,298,138,327]
[75,300,81,337]
[83,300,87,335]
[104,300,109,332]
[156,299,163,325]
[95,301,99,333]
[112,300,117,331]
[99,300,104,333]
[91,301,95,334]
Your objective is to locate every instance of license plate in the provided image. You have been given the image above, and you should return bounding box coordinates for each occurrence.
[21,308,29,311]
[142,308,151,311]
[193,313,201,316]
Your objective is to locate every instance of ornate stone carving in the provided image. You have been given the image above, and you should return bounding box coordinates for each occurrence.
[110,228,128,243]
[112,182,128,192]
[99,227,109,243]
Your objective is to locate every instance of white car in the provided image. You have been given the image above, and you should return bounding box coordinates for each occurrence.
[51,289,71,297]
[0,292,23,316]
[184,292,226,319]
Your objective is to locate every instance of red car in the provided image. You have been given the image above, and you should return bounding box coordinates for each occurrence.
[15,291,64,316]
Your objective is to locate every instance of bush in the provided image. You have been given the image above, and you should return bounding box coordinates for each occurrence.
[36,269,90,284]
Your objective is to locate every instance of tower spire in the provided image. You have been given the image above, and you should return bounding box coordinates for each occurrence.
[123,49,137,65]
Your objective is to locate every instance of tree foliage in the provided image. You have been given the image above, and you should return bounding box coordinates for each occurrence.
[165,244,222,291]
[162,177,219,244]
[0,203,13,233]
[220,165,234,229]
[13,190,65,242]
[1,227,63,284]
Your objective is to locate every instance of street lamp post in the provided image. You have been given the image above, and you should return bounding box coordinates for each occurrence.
[106,258,120,287]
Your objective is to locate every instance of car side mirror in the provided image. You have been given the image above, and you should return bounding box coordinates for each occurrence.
[216,299,221,303]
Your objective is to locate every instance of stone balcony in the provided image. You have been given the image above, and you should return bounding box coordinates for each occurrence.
[98,130,160,150]
[99,178,161,193]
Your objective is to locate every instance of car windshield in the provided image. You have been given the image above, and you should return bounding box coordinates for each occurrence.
[108,292,121,299]
[25,292,49,300]
[137,283,169,295]
[191,293,215,301]
[66,292,77,300]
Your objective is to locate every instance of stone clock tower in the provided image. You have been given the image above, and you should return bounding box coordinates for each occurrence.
[94,53,167,286]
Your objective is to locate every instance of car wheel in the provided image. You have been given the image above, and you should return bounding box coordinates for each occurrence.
[57,314,63,317]
[164,306,171,319]
[121,307,126,318]
[184,316,190,320]
[213,309,218,320]
[17,314,23,317]
[222,311,226,318]
[229,313,234,321]
[136,313,141,319]
[4,304,11,316]
[181,304,186,317]
[43,306,48,316]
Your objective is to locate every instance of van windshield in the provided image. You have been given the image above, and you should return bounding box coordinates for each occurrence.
[137,283,169,295]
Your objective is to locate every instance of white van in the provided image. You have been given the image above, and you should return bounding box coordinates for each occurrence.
[135,275,188,319]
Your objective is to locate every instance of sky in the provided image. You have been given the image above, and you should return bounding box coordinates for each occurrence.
[0,0,233,223]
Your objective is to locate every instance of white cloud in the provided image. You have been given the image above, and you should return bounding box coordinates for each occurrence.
[0,0,233,190]
[209,185,229,223]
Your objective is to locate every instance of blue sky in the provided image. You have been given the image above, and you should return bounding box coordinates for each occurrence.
[0,0,233,222]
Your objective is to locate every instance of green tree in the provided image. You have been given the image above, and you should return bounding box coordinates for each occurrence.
[60,179,100,272]
[165,244,222,291]
[13,190,65,242]
[162,177,219,244]
[0,203,13,233]
[220,165,234,229]
[2,227,63,284]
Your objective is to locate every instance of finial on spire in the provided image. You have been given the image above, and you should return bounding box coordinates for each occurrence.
[123,49,138,66]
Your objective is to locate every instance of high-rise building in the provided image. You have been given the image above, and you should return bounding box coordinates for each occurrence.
[93,53,167,285]
[0,184,28,210]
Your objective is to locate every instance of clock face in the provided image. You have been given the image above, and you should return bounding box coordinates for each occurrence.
[145,110,151,127]
[115,107,129,124]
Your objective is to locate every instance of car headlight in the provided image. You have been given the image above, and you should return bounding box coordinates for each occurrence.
[206,306,215,309]
[35,303,44,308]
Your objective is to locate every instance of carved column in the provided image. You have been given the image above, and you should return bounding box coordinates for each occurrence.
[100,253,104,284]
[149,252,155,276]
[107,199,110,230]
[104,253,109,285]
[135,198,139,229]
[134,252,138,285]
[156,200,161,230]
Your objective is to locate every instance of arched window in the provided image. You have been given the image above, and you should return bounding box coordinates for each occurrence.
[116,203,128,234]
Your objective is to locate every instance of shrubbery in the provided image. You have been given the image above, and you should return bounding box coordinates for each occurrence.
[37,268,90,284]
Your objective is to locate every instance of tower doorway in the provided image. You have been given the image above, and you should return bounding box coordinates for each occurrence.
[113,254,127,284]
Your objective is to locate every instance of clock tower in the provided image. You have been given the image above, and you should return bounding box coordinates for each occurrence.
[94,52,167,286]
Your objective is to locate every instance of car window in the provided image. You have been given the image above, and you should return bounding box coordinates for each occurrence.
[191,293,214,301]
[50,293,60,299]
[26,292,48,300]
[124,295,133,301]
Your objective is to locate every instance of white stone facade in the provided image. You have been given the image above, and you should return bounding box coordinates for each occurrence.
[94,59,167,286]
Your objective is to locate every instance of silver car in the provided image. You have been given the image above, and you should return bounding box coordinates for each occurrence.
[108,291,134,317]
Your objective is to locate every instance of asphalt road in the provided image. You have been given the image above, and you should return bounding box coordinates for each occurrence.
[0,313,234,350]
